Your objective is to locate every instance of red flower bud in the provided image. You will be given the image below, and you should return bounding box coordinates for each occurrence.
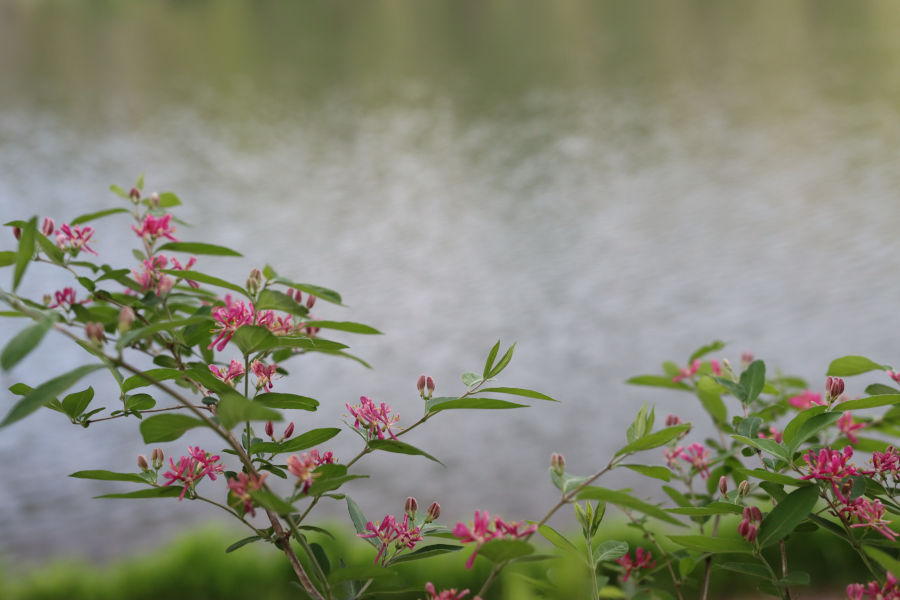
[426,376,435,395]
[137,454,149,471]
[551,452,566,475]
[417,375,426,395]
[718,476,728,496]
[306,295,316,309]
[283,422,294,439]
[405,496,418,518]
[12,227,21,240]
[129,187,141,200]
[41,217,55,236]
[265,421,275,439]
[665,414,682,427]
[85,322,106,344]
[425,501,440,523]
[738,480,751,497]
[151,448,164,469]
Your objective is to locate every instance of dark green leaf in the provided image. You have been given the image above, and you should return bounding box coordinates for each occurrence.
[866,384,900,396]
[254,392,318,411]
[827,355,885,377]
[71,208,130,226]
[688,340,726,363]
[425,396,527,413]
[0,251,16,267]
[757,484,819,547]
[96,487,184,499]
[229,325,277,355]
[307,472,368,496]
[538,524,578,553]
[368,439,442,464]
[667,535,752,554]
[484,340,501,378]
[62,386,94,418]
[782,405,829,446]
[13,217,36,291]
[327,565,397,583]
[478,387,558,402]
[625,375,692,391]
[1,364,104,427]
[622,464,671,482]
[731,435,790,462]
[737,417,763,439]
[159,269,248,297]
[719,562,770,579]
[787,412,843,454]
[156,242,242,257]
[477,538,534,563]
[615,424,691,457]
[1,316,54,371]
[246,489,295,515]
[225,536,265,553]
[217,391,282,429]
[250,427,340,454]
[577,487,684,526]
[346,496,379,549]
[117,316,213,349]
[302,321,381,335]
[863,546,900,577]
[387,544,462,565]
[740,360,766,404]
[667,502,744,516]
[272,278,342,305]
[593,540,629,564]
[254,289,308,317]
[35,233,65,264]
[840,395,900,411]
[738,469,808,487]
[488,343,516,378]
[139,414,205,443]
[125,393,156,411]
[122,368,184,392]
[70,469,147,484]
[777,572,810,586]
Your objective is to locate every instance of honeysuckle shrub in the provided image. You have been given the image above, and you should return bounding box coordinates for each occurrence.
[2,176,900,600]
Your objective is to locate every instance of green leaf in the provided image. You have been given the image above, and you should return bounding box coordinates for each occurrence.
[246,489,295,515]
[777,572,810,586]
[737,416,762,439]
[731,435,790,462]
[217,391,282,430]
[262,264,277,280]
[70,207,131,226]
[327,565,397,583]
[782,405,829,446]
[139,414,205,443]
[122,368,184,392]
[302,321,381,335]
[615,424,691,457]
[840,395,900,411]
[488,343,516,378]
[254,392,318,412]
[156,192,181,208]
[159,270,248,297]
[625,375,692,391]
[757,484,819,547]
[461,372,482,387]
[250,427,340,454]
[368,439,442,464]
[225,536,265,553]
[272,278,343,305]
[306,470,368,496]
[109,184,129,198]
[866,383,900,396]
[254,289,308,317]
[387,544,462,564]
[35,233,65,264]
[13,216,36,291]
[688,340,726,363]
[719,562,771,579]
[577,487,684,526]
[125,393,156,411]
[0,251,17,267]
[229,326,277,355]
[863,546,900,577]
[740,360,766,404]
[827,355,885,376]
[477,538,534,563]
[696,376,727,423]
[1,316,54,371]
[538,524,578,553]
[62,387,94,418]
[622,464,671,482]
[594,540,629,564]
[135,173,144,190]
[117,316,213,349]
[738,469,808,487]
[70,470,148,484]
[156,242,242,257]
[667,535,752,554]
[667,502,744,516]
[478,387,558,402]
[1,364,104,427]
[484,340,501,378]
[96,487,185,499]
[786,412,843,454]
[425,396,527,413]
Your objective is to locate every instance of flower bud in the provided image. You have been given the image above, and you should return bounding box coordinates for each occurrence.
[551,452,566,475]
[265,421,275,439]
[741,352,754,365]
[129,187,141,201]
[718,475,728,497]
[41,217,55,236]
[738,480,751,497]
[12,227,21,240]
[425,501,440,523]
[43,293,52,306]
[743,506,763,522]
[151,448,165,470]
[404,496,418,518]
[149,192,160,207]
[283,422,294,439]
[826,376,845,401]
[417,375,426,396]
[85,322,106,345]
[246,268,263,295]
[306,295,316,309]
[665,414,682,427]
[118,307,135,333]
[425,376,435,398]
[137,454,150,471]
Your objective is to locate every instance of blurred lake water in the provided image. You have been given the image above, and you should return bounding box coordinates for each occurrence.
[1,0,899,563]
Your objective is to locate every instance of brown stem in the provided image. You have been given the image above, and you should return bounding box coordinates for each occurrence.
[623,508,686,600]
[780,539,792,600]
[699,515,720,600]
[85,404,209,424]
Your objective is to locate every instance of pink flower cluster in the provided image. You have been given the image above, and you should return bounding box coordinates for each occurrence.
[615,547,655,583]
[208,295,310,352]
[346,396,400,440]
[226,471,268,516]
[47,287,87,309]
[286,449,334,494]
[663,443,711,479]
[452,510,537,569]
[132,254,197,296]
[847,573,900,600]
[161,446,225,500]
[359,512,424,565]
[209,359,245,385]
[132,213,178,242]
[757,426,783,443]
[55,223,98,256]
[422,582,481,600]
[789,390,824,410]
[837,412,865,445]
[737,506,763,543]
[251,359,278,391]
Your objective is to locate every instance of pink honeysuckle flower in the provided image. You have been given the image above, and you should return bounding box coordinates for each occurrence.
[47,287,87,309]
[169,255,199,288]
[452,511,536,569]
[209,359,245,386]
[358,512,423,566]
[663,445,684,468]
[251,359,278,391]
[710,359,722,376]
[887,370,900,386]
[423,582,480,600]
[208,295,256,351]
[866,447,900,479]
[616,547,656,583]
[757,426,783,444]
[800,446,858,493]
[161,447,224,500]
[838,412,865,445]
[286,450,334,494]
[55,223,98,255]
[132,213,178,242]
[346,396,401,440]
[226,471,268,516]
[187,446,225,481]
[679,443,711,479]
[672,359,701,383]
[41,217,55,236]
[845,573,900,600]
[847,497,897,541]
[132,254,175,296]
[789,389,825,410]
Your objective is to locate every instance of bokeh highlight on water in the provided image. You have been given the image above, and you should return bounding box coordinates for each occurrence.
[1,0,899,563]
